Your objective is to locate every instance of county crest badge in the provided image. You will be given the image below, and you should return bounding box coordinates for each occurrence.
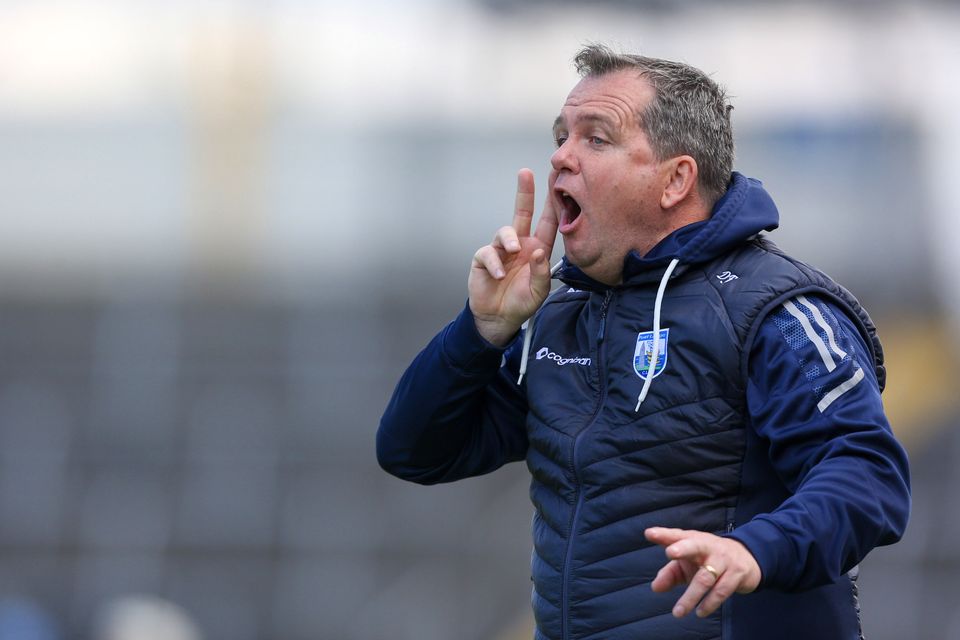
[633,328,670,380]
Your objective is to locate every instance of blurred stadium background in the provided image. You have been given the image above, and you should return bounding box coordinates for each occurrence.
[1,0,959,638]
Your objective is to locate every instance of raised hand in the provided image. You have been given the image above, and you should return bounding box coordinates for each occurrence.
[469,168,560,347]
[645,527,761,619]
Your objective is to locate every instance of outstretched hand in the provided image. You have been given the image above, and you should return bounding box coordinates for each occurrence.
[469,168,560,346]
[645,527,761,619]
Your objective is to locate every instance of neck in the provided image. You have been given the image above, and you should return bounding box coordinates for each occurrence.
[637,207,710,259]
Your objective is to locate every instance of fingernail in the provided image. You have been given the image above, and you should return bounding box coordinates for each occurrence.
[495,269,505,278]
[673,605,684,617]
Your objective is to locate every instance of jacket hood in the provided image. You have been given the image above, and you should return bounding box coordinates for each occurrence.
[557,171,779,288]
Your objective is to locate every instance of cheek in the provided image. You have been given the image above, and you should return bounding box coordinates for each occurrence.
[601,178,643,216]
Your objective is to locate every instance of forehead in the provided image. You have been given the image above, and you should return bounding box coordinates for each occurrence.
[558,69,654,128]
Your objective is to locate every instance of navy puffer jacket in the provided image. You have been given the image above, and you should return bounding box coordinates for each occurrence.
[378,173,910,640]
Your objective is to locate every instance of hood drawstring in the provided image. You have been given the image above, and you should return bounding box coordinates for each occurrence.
[517,260,564,385]
[635,258,680,411]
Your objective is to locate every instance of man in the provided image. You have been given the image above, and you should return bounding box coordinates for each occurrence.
[377,44,910,640]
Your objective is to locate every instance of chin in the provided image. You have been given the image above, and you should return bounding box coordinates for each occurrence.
[577,253,623,286]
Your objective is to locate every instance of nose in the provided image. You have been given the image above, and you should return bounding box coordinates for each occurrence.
[551,140,579,173]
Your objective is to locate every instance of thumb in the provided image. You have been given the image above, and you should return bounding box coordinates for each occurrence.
[529,248,552,293]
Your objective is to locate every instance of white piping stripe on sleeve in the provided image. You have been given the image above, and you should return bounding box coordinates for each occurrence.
[817,367,865,412]
[797,295,848,360]
[783,299,836,372]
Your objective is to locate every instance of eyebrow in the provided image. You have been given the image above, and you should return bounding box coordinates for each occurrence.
[552,112,617,134]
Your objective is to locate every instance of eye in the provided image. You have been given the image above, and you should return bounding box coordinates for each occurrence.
[589,136,606,146]
[555,135,568,148]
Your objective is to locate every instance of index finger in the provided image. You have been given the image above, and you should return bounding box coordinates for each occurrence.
[646,527,710,560]
[513,168,536,237]
[665,536,712,563]
[645,527,687,546]
[533,170,559,251]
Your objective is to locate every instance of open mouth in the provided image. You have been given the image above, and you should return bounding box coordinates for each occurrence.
[557,191,582,229]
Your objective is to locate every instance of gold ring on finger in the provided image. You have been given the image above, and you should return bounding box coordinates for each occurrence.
[702,564,719,581]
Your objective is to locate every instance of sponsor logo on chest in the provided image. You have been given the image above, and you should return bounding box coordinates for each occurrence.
[536,346,591,367]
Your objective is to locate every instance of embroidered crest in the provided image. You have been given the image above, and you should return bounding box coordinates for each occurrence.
[633,329,670,379]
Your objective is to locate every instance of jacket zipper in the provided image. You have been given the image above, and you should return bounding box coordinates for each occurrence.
[597,291,611,342]
[560,290,613,640]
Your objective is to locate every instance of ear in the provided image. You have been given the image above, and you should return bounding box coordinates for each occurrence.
[660,155,698,209]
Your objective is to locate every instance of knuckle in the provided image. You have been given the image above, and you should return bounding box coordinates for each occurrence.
[475,246,499,265]
[712,585,733,600]
[695,574,714,588]
[676,593,695,608]
[680,594,702,611]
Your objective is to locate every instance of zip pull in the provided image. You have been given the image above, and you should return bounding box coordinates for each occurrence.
[596,291,613,343]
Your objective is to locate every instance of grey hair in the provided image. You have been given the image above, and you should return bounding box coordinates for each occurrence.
[573,44,734,204]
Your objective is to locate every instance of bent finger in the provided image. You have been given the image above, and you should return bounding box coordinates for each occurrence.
[695,572,737,618]
[671,566,718,618]
[492,225,521,253]
[473,245,506,279]
[650,559,686,593]
[513,168,536,237]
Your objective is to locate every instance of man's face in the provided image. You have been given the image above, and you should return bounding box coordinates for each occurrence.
[550,69,670,285]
